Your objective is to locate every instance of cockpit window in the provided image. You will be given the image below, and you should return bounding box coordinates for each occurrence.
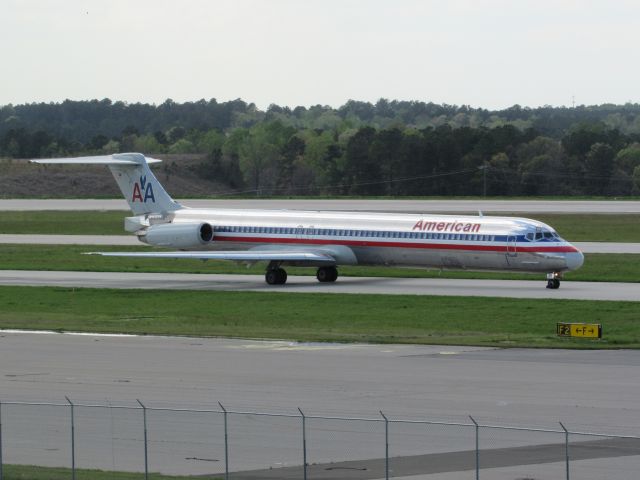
[527,229,560,241]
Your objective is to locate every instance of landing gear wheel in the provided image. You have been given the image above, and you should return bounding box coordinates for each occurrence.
[546,278,560,289]
[316,266,338,283]
[266,268,287,285]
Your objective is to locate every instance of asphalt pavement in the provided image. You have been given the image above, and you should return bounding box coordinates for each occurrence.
[0,270,637,301]
[2,198,640,213]
[2,333,640,477]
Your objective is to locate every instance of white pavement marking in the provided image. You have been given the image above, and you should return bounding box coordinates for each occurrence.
[0,234,142,245]
[0,270,637,301]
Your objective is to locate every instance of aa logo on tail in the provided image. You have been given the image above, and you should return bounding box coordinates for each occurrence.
[132,175,155,203]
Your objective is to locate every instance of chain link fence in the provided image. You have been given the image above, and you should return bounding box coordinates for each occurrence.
[1,399,640,479]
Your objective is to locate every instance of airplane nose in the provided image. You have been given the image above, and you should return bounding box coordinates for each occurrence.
[566,251,584,271]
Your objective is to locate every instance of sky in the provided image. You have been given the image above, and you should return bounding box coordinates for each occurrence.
[2,0,640,110]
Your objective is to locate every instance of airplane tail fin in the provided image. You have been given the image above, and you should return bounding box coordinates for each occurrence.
[31,153,182,215]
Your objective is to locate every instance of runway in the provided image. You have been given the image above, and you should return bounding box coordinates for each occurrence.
[0,270,637,301]
[2,332,640,477]
[2,198,640,213]
[2,233,639,253]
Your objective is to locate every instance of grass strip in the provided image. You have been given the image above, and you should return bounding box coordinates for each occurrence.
[0,211,126,235]
[1,286,639,348]
[1,464,216,480]
[1,211,639,242]
[0,245,637,283]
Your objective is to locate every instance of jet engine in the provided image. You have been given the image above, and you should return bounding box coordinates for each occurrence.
[141,222,213,248]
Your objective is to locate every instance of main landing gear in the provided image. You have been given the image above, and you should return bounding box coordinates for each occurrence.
[316,266,338,283]
[265,267,287,285]
[264,263,339,285]
[546,272,561,289]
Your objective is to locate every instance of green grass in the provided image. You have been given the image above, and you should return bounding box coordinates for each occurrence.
[0,286,638,348]
[0,211,126,235]
[0,244,637,283]
[1,464,217,480]
[1,211,639,242]
[532,213,640,242]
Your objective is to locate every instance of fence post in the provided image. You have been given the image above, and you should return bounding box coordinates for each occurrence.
[137,400,148,480]
[560,422,570,480]
[380,411,389,480]
[218,402,229,480]
[298,408,307,480]
[0,401,3,480]
[65,396,75,480]
[469,416,479,480]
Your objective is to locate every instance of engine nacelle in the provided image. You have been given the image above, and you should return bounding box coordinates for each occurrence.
[141,222,213,248]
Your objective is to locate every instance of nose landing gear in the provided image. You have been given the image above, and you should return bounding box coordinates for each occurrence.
[546,272,561,289]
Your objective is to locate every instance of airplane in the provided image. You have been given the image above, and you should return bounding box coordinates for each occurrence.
[31,153,584,289]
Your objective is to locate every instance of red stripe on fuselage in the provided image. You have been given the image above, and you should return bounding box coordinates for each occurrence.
[213,235,579,253]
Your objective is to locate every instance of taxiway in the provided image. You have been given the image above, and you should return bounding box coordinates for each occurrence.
[0,270,637,301]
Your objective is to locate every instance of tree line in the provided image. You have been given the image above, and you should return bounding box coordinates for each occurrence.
[2,99,640,196]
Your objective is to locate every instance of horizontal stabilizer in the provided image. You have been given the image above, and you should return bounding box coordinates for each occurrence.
[30,153,162,165]
[85,250,337,263]
[30,152,178,215]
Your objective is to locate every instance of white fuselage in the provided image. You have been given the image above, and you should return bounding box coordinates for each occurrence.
[151,207,584,274]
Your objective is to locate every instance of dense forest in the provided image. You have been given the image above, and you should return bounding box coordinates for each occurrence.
[2,98,640,196]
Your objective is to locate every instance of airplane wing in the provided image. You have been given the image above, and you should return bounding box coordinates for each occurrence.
[86,250,337,264]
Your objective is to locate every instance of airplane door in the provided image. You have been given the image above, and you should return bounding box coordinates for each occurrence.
[507,236,517,257]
